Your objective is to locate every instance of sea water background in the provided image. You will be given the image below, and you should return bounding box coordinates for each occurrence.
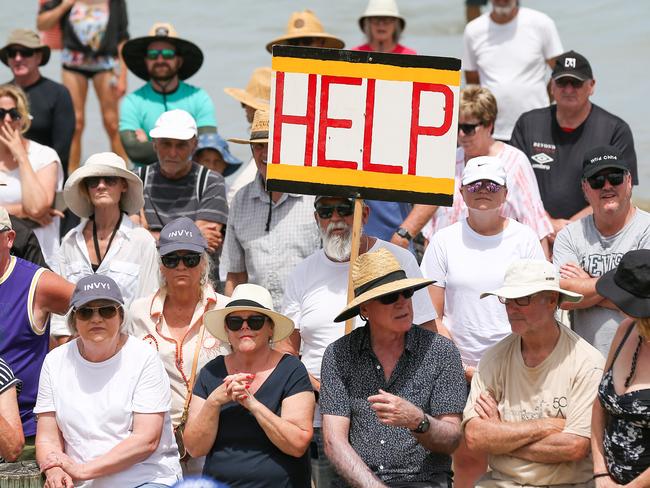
[2,1,648,201]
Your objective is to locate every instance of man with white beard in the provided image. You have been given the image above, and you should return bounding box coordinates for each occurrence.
[280,195,437,487]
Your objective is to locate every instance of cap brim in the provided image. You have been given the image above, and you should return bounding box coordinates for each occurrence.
[461,175,506,186]
[596,269,650,318]
[480,285,583,303]
[204,306,294,343]
[582,163,629,179]
[149,128,196,140]
[157,242,206,256]
[552,72,589,81]
[223,87,270,112]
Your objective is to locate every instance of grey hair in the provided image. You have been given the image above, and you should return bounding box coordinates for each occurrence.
[361,17,403,43]
[66,304,129,335]
[158,251,213,290]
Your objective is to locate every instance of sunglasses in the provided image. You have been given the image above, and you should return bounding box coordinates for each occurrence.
[465,180,503,193]
[586,171,626,190]
[225,315,268,331]
[0,108,21,121]
[458,123,480,136]
[285,37,318,47]
[6,47,36,59]
[146,48,176,60]
[75,304,121,321]
[498,296,532,306]
[554,77,585,89]
[161,253,202,269]
[85,176,120,189]
[377,288,415,305]
[315,203,354,219]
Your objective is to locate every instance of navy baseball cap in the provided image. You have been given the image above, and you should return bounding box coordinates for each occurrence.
[71,275,124,308]
[157,217,207,256]
[582,146,630,179]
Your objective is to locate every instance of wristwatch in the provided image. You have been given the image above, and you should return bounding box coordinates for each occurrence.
[395,227,413,241]
[411,412,430,434]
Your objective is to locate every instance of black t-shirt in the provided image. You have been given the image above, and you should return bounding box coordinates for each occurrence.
[510,104,637,219]
[194,354,312,488]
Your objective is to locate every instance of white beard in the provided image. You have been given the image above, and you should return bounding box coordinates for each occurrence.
[321,221,353,262]
[492,1,517,16]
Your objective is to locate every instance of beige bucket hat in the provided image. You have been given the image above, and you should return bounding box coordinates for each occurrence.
[228,110,269,144]
[64,152,144,218]
[358,0,406,31]
[266,10,345,53]
[0,29,51,66]
[204,283,295,343]
[334,248,433,322]
[224,67,272,112]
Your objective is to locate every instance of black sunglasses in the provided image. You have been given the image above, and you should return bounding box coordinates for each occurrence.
[315,203,354,219]
[225,315,268,331]
[75,305,121,321]
[161,253,202,269]
[555,77,585,89]
[146,48,176,60]
[586,171,626,190]
[458,123,480,136]
[85,176,120,189]
[498,296,532,306]
[6,47,36,59]
[377,288,415,305]
[0,108,21,121]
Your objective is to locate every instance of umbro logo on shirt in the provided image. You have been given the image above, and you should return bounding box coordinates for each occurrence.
[531,152,554,169]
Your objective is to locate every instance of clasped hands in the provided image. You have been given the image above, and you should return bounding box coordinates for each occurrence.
[208,372,258,410]
[40,451,83,488]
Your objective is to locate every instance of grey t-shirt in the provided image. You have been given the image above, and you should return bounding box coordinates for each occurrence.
[553,209,650,355]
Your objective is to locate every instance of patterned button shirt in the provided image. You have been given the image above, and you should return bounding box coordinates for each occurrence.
[221,174,321,309]
[320,325,466,485]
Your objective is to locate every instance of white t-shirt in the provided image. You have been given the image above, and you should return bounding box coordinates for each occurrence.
[462,7,564,140]
[0,140,63,266]
[34,336,182,488]
[421,218,544,366]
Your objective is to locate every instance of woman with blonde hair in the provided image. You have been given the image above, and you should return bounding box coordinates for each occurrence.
[0,83,63,266]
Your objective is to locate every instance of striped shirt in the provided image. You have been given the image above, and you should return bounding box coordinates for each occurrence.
[423,144,553,241]
[140,162,228,230]
[0,358,21,395]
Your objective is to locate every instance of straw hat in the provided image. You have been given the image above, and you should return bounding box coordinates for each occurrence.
[224,67,272,112]
[596,250,650,318]
[228,110,269,144]
[204,284,295,343]
[122,22,203,81]
[266,10,345,53]
[358,0,406,31]
[64,152,144,218]
[0,29,51,66]
[334,248,433,322]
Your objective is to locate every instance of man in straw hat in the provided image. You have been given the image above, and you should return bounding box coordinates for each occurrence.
[320,248,465,487]
[463,259,604,488]
[553,145,650,356]
[1,28,74,178]
[266,10,344,53]
[223,110,320,310]
[120,22,217,166]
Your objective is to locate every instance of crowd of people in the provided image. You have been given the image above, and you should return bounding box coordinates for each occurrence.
[0,0,648,487]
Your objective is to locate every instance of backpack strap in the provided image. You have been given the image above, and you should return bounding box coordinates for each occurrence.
[195,165,209,201]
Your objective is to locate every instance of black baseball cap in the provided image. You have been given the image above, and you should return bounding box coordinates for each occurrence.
[582,146,629,179]
[596,250,650,318]
[552,50,593,81]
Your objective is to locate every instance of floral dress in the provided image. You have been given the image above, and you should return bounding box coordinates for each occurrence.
[598,323,650,483]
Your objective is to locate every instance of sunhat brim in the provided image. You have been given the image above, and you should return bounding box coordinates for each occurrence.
[0,45,51,66]
[122,36,203,80]
[334,278,433,323]
[358,16,406,32]
[228,136,269,144]
[223,87,270,112]
[204,304,295,344]
[596,268,650,318]
[480,285,583,303]
[63,164,144,218]
[266,34,345,53]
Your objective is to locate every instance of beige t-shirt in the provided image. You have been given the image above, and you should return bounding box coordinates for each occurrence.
[463,324,604,486]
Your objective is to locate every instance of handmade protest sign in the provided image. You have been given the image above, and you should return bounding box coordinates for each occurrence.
[267,46,460,206]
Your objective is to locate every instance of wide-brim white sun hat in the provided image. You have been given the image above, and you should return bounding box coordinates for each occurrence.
[64,152,144,218]
[204,283,295,343]
[358,0,406,31]
[480,259,583,303]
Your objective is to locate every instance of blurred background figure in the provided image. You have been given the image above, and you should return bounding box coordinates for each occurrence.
[266,9,344,53]
[194,132,241,177]
[354,0,415,54]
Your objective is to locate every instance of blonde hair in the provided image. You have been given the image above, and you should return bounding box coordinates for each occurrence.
[0,84,31,133]
[637,317,650,340]
[460,85,498,129]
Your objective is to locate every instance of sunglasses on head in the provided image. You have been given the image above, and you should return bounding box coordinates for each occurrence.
[315,203,354,219]
[554,77,585,89]
[377,288,414,305]
[225,314,268,331]
[586,170,626,190]
[75,304,121,321]
[465,180,503,193]
[85,176,120,189]
[6,47,36,59]
[0,108,21,121]
[161,253,202,269]
[458,123,480,136]
[146,48,176,60]
[498,296,532,306]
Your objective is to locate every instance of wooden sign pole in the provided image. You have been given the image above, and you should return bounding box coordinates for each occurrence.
[345,197,364,335]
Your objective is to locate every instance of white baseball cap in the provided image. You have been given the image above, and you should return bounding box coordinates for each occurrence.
[149,109,197,140]
[461,156,507,186]
[0,206,11,231]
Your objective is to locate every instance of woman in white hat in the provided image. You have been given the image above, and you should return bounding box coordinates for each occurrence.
[354,0,416,54]
[184,283,314,487]
[52,152,158,336]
